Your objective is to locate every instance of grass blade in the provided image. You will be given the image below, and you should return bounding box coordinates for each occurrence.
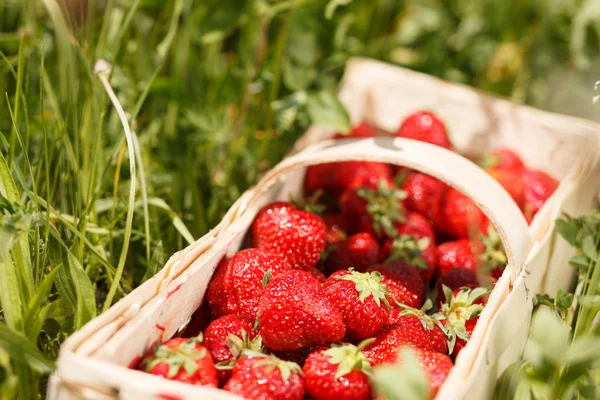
[0,322,54,374]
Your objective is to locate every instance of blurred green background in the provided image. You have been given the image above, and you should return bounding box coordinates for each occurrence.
[0,0,598,397]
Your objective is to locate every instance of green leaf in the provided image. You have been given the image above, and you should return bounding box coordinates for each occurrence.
[555,216,580,248]
[306,91,350,133]
[581,235,598,260]
[524,308,570,367]
[569,254,590,269]
[372,348,429,400]
[0,322,54,373]
[325,0,353,20]
[0,251,23,330]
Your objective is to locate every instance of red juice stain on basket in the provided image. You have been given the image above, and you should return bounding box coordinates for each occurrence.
[166,283,182,299]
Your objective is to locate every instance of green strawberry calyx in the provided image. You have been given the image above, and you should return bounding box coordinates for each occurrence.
[324,339,374,379]
[478,153,501,170]
[478,227,508,273]
[216,330,265,371]
[432,285,489,354]
[245,352,303,382]
[336,269,391,308]
[291,189,327,215]
[385,234,431,270]
[396,299,444,332]
[142,335,207,378]
[357,179,407,238]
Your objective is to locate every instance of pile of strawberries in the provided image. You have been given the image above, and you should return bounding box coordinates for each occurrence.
[134,111,559,400]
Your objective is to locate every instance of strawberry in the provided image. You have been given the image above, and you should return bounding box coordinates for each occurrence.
[479,148,525,172]
[324,232,380,274]
[251,202,326,271]
[410,347,453,397]
[207,248,291,320]
[304,342,373,400]
[224,353,305,400]
[364,262,425,309]
[308,266,327,283]
[140,335,218,387]
[203,314,263,381]
[437,228,507,279]
[435,268,480,307]
[323,213,348,245]
[379,213,437,283]
[182,301,211,337]
[334,122,375,139]
[340,176,407,238]
[304,162,393,200]
[486,168,524,208]
[387,300,448,354]
[362,324,435,365]
[324,270,391,340]
[258,270,345,351]
[433,285,489,356]
[522,170,559,219]
[435,188,488,239]
[396,111,453,150]
[402,172,448,222]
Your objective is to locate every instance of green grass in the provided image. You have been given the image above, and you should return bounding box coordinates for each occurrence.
[0,0,598,398]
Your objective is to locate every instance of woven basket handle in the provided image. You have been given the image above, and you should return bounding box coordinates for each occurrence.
[247,137,532,281]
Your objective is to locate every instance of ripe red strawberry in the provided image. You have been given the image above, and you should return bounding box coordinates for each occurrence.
[364,262,425,309]
[224,353,305,400]
[379,213,437,283]
[437,228,507,279]
[396,111,453,150]
[323,213,348,245]
[433,285,489,357]
[324,270,391,340]
[362,324,435,365]
[304,342,373,400]
[324,232,380,274]
[435,188,488,239]
[334,122,375,139]
[486,168,524,208]
[308,266,327,283]
[207,248,291,320]
[340,176,407,238]
[258,270,345,351]
[182,301,211,337]
[522,170,559,219]
[479,148,525,172]
[435,268,479,302]
[304,162,393,200]
[402,172,449,222]
[387,300,448,354]
[140,336,218,387]
[251,202,326,271]
[410,347,453,397]
[204,314,263,381]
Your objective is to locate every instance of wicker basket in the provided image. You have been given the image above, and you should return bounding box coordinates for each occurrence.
[48,58,600,400]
